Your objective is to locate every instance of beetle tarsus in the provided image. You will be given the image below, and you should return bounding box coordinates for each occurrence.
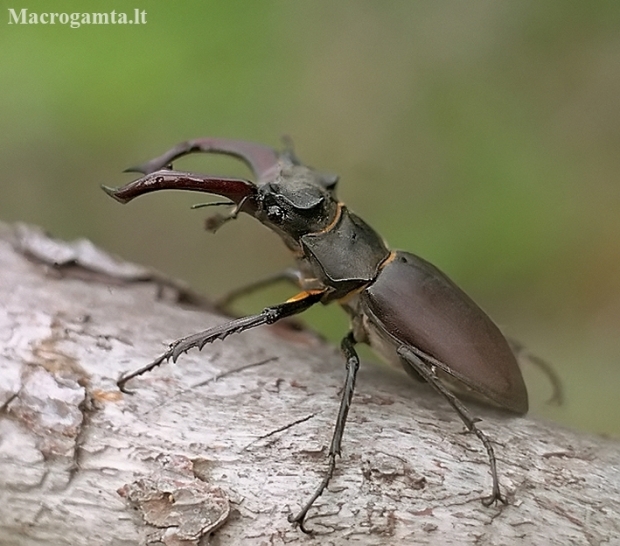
[117,352,169,393]
[288,455,337,534]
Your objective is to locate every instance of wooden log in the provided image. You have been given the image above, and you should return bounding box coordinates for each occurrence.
[1,222,618,545]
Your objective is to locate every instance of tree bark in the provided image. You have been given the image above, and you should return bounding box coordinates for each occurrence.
[1,222,618,546]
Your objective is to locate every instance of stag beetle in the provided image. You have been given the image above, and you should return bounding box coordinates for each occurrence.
[103,138,528,533]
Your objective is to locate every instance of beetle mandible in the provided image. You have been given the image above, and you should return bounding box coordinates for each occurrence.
[102,137,528,533]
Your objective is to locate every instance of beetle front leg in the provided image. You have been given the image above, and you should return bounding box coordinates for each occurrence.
[288,331,360,533]
[397,345,506,506]
[117,290,324,393]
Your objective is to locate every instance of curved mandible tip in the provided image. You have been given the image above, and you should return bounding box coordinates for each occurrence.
[101,183,127,204]
[127,138,281,182]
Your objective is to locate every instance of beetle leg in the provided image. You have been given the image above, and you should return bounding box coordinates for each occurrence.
[215,268,306,311]
[288,331,360,533]
[396,345,506,507]
[508,338,564,405]
[117,290,324,393]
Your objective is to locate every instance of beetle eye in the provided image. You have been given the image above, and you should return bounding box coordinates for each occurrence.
[267,205,285,223]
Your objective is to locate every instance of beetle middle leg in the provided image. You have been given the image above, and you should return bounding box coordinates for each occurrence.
[397,345,506,506]
[215,268,306,311]
[117,290,324,393]
[288,331,361,533]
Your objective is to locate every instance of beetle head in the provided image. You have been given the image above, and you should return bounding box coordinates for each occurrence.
[103,138,341,244]
[254,160,340,243]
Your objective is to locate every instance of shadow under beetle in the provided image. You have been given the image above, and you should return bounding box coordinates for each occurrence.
[103,137,528,533]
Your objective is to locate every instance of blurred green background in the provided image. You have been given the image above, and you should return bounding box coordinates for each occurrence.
[1,1,618,436]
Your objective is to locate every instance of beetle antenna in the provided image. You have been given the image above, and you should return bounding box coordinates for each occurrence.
[230,194,250,218]
[203,195,252,233]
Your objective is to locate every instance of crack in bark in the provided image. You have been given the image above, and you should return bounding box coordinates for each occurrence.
[0,392,18,414]
[243,412,316,451]
[67,390,96,486]
[140,356,279,417]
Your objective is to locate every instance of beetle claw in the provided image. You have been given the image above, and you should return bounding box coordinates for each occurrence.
[482,489,508,507]
[287,513,313,535]
[117,373,136,395]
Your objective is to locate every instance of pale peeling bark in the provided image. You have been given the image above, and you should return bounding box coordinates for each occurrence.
[0,222,618,546]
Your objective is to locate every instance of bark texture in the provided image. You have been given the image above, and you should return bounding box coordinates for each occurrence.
[0,222,618,546]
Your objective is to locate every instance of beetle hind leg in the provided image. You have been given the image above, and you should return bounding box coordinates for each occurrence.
[508,337,564,405]
[396,345,507,507]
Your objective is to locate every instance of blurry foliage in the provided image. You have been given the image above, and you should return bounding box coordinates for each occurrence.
[1,0,619,435]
